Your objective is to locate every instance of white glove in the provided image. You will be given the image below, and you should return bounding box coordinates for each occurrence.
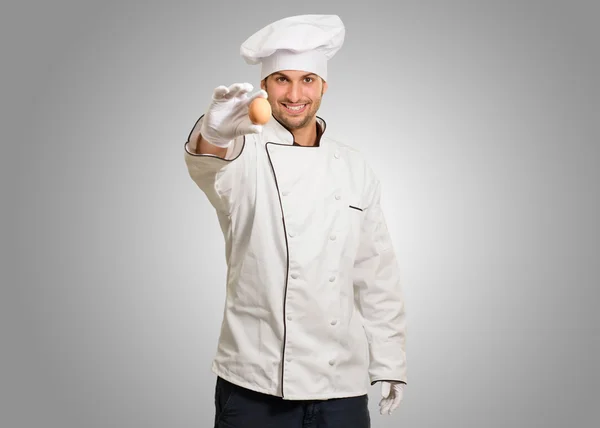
[199,82,268,148]
[379,381,405,415]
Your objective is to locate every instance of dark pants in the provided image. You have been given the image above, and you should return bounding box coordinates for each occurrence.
[214,376,371,428]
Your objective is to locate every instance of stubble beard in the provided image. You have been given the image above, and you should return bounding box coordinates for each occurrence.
[275,97,322,131]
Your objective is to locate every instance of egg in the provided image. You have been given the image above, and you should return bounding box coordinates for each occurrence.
[248,97,272,125]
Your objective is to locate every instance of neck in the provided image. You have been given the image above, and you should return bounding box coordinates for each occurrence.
[291,119,318,146]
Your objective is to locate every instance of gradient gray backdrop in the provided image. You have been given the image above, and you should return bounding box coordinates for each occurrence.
[3,0,599,427]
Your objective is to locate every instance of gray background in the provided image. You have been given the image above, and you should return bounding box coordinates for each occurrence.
[2,0,599,427]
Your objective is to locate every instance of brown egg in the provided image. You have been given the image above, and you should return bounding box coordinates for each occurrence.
[248,97,271,125]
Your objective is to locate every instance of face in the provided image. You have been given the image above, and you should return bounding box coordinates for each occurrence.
[260,70,328,131]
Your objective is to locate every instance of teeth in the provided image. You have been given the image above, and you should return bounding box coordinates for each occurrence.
[285,104,306,111]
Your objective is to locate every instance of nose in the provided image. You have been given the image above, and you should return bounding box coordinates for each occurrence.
[287,82,301,103]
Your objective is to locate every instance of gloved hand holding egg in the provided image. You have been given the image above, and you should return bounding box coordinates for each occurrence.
[199,82,271,148]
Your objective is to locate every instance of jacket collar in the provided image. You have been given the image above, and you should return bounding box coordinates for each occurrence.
[262,115,327,146]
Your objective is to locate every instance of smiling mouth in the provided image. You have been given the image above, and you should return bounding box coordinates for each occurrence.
[281,103,308,114]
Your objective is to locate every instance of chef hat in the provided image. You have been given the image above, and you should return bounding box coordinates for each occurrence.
[240,14,345,81]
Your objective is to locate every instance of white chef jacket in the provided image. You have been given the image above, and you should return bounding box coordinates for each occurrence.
[184,114,407,400]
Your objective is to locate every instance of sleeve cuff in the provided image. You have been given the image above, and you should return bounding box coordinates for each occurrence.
[371,380,407,385]
[184,115,242,161]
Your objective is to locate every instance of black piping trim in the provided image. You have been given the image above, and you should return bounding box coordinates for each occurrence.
[349,205,363,212]
[320,115,327,133]
[371,380,407,385]
[255,115,329,398]
[264,126,327,398]
[183,114,246,161]
[262,116,327,397]
[271,114,327,147]
[265,142,291,398]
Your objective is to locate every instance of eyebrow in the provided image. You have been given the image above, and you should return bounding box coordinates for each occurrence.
[273,72,317,79]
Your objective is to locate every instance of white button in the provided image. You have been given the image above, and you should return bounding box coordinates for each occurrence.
[288,231,295,237]
[330,234,336,240]
[334,152,340,159]
[291,273,299,279]
[286,357,292,363]
[287,315,292,321]
[329,276,336,282]
[282,190,289,196]
[335,194,341,200]
[330,320,337,325]
[329,359,335,366]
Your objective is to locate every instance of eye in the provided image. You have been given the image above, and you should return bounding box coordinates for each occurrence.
[304,77,314,83]
[276,76,287,82]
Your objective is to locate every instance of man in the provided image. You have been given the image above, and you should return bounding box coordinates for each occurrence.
[184,14,407,428]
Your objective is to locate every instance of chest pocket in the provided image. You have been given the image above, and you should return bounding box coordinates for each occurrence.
[340,191,366,262]
[329,149,367,261]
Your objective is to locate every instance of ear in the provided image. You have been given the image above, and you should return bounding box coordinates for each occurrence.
[260,78,267,91]
[322,79,328,95]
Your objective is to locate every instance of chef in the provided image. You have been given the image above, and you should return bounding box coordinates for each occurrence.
[184,14,407,428]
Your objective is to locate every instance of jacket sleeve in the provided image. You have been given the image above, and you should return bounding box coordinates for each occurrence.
[353,179,408,386]
[183,115,247,215]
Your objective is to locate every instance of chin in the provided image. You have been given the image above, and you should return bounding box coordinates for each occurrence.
[282,116,310,129]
